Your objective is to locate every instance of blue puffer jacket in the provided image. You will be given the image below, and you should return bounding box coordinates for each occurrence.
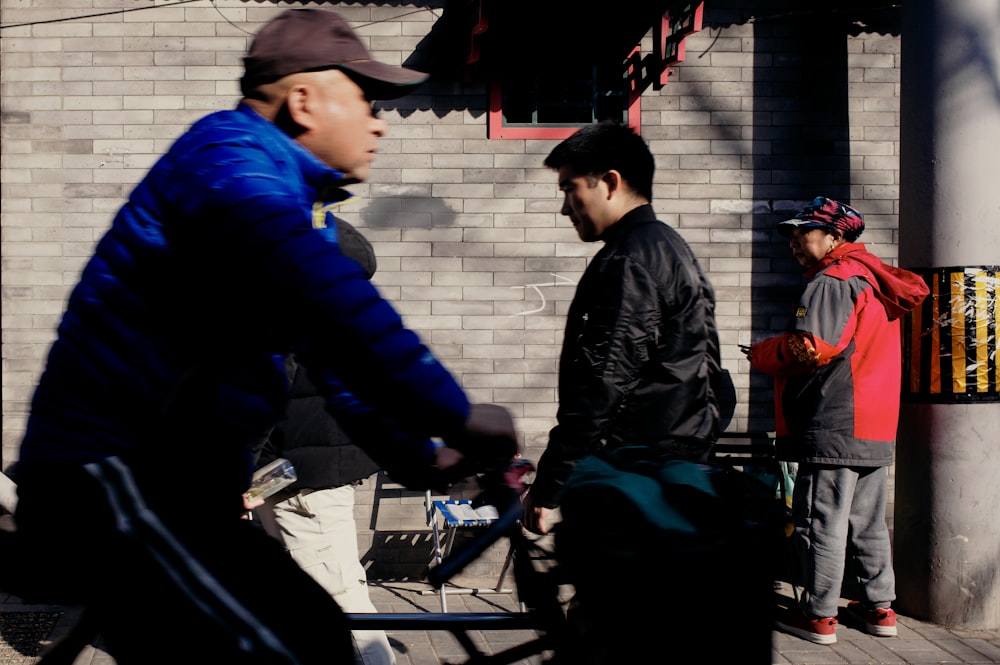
[17,104,470,492]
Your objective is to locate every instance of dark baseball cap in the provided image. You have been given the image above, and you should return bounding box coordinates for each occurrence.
[778,196,865,241]
[241,9,429,100]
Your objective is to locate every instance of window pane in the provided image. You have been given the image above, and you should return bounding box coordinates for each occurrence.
[501,61,628,128]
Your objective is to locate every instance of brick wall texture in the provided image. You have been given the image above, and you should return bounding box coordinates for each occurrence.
[1,1,903,574]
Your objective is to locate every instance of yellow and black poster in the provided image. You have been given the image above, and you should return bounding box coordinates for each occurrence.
[903,266,999,403]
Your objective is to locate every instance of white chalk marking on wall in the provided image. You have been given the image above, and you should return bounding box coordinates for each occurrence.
[508,273,577,317]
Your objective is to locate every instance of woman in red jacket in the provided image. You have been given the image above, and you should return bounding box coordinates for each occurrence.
[747,197,928,645]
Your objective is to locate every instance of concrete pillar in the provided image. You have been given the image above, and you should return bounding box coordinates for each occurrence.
[895,0,1000,630]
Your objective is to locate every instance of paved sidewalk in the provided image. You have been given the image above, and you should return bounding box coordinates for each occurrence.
[3,578,999,664]
[769,582,1000,665]
[358,581,1000,665]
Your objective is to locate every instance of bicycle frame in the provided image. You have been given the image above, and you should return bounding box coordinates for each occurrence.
[24,460,569,665]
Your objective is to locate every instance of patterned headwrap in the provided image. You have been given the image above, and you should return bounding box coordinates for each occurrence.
[777,196,865,241]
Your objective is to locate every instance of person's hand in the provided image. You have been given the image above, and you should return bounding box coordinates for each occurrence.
[739,344,753,362]
[243,493,265,511]
[430,404,520,490]
[241,492,265,520]
[448,403,521,468]
[433,444,465,471]
[521,490,554,535]
[465,403,519,445]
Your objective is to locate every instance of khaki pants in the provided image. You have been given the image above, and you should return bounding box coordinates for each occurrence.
[258,484,395,665]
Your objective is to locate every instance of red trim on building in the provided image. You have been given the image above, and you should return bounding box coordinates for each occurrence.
[487,81,642,141]
[658,1,704,86]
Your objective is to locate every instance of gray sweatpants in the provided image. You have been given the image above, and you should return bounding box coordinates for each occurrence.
[792,464,896,618]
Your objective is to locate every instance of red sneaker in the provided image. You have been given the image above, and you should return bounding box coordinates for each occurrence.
[846,601,897,637]
[775,606,838,644]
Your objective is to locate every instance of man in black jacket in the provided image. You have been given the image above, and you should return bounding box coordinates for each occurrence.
[522,121,721,535]
[520,122,726,664]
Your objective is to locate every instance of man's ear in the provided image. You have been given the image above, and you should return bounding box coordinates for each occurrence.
[284,84,316,131]
[601,170,624,199]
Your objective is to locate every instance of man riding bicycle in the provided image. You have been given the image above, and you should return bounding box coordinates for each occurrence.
[8,10,517,664]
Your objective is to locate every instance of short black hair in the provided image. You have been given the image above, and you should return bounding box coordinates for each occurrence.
[543,121,655,201]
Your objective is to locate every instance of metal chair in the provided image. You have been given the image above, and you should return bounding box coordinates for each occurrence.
[423,491,515,611]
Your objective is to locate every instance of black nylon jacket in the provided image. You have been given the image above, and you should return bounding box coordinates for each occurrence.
[532,205,721,507]
[256,353,381,491]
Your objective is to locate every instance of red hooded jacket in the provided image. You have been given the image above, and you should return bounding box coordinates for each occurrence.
[750,243,929,465]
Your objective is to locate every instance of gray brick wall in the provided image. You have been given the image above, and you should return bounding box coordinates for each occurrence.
[1,1,902,568]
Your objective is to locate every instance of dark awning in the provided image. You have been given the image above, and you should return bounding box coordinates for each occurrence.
[486,1,702,91]
[408,0,703,89]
